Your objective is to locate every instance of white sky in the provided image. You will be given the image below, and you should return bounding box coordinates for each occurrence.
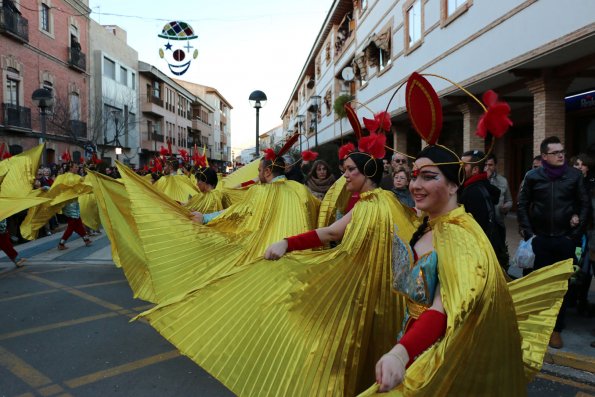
[88,0,334,154]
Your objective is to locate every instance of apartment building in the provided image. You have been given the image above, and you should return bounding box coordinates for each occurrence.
[282,0,595,198]
[138,61,195,167]
[259,124,285,152]
[175,79,233,169]
[89,21,139,166]
[0,0,91,163]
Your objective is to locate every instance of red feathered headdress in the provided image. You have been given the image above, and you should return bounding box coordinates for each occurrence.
[338,142,355,160]
[301,150,319,162]
[61,151,72,163]
[159,146,170,158]
[263,132,300,161]
[363,111,391,134]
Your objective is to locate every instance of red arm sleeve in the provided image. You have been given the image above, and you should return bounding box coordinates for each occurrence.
[398,309,447,366]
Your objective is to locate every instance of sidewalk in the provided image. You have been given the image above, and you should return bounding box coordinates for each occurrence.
[504,213,595,374]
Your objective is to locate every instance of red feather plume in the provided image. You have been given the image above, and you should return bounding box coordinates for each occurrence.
[301,150,319,161]
[475,90,513,138]
[358,133,386,159]
[263,148,276,161]
[338,142,355,160]
[363,111,391,134]
[276,132,300,158]
[160,146,169,157]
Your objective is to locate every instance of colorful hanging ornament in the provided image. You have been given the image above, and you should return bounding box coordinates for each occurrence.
[158,21,199,76]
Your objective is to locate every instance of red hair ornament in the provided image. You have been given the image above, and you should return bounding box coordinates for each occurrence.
[358,133,386,159]
[475,90,513,138]
[363,111,391,134]
[301,150,319,162]
[338,142,355,160]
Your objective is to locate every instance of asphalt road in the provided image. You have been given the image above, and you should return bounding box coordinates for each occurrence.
[0,233,593,397]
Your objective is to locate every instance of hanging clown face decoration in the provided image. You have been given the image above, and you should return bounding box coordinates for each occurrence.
[158,21,198,76]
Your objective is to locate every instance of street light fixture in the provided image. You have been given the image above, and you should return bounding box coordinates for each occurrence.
[31,88,54,165]
[308,95,321,148]
[249,90,267,157]
[296,114,305,152]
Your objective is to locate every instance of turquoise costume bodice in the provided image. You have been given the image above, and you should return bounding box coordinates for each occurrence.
[392,234,439,337]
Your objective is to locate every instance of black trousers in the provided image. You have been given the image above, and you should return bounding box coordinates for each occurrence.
[523,235,576,332]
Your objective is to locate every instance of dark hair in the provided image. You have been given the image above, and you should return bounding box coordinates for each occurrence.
[261,156,286,177]
[307,159,331,181]
[195,167,218,188]
[416,145,464,186]
[347,152,384,186]
[533,155,542,162]
[575,153,595,171]
[540,136,561,154]
[462,150,486,171]
[486,153,497,164]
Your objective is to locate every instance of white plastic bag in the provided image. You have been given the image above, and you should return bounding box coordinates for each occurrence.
[511,237,535,269]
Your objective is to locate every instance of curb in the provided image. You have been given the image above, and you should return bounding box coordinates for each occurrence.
[544,350,595,373]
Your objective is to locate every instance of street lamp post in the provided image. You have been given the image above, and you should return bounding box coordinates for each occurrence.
[249,90,267,157]
[308,95,321,148]
[296,114,305,152]
[31,88,55,165]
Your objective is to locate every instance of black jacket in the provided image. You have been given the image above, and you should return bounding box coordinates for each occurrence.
[517,166,589,239]
[459,178,501,238]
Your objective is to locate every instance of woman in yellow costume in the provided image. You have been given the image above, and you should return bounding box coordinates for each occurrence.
[136,132,417,396]
[362,73,573,396]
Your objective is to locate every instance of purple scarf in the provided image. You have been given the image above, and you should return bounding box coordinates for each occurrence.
[542,160,568,181]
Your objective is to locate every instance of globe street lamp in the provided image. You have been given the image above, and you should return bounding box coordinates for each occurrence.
[308,95,321,148]
[249,90,267,157]
[31,88,55,165]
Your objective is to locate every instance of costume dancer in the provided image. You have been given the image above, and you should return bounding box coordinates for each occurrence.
[58,162,92,250]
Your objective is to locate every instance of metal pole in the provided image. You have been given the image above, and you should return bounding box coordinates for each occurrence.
[314,116,318,148]
[255,107,260,157]
[40,108,47,165]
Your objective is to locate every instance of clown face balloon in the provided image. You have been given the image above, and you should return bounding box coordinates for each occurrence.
[158,21,198,76]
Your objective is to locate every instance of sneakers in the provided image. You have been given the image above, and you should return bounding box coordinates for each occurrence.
[549,331,563,349]
[84,239,92,247]
[58,243,68,250]
[14,258,26,268]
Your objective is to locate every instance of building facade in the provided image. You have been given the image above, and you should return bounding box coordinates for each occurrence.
[138,61,194,167]
[0,0,91,163]
[89,22,139,166]
[174,79,233,169]
[282,0,595,200]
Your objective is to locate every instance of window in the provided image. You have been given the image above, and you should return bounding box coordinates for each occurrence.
[120,66,128,85]
[406,0,422,49]
[6,78,19,106]
[448,0,467,15]
[41,4,50,32]
[103,57,116,79]
[69,93,80,120]
[152,81,161,98]
[441,0,472,25]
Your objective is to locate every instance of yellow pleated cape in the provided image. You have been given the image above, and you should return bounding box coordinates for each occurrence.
[317,176,350,228]
[359,206,573,397]
[138,189,417,397]
[0,144,43,197]
[153,174,200,202]
[184,189,229,213]
[20,173,92,240]
[0,196,51,220]
[85,171,156,302]
[114,163,320,303]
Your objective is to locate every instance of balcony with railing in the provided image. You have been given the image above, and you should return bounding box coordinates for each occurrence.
[68,47,86,72]
[69,120,87,139]
[152,132,164,142]
[0,7,28,43]
[2,103,31,129]
[142,93,164,117]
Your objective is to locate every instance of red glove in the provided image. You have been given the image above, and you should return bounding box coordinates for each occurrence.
[398,309,447,366]
[286,230,323,252]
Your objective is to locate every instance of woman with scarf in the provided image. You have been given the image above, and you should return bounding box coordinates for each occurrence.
[305,159,336,200]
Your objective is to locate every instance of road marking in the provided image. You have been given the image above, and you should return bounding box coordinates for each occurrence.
[0,289,57,303]
[0,312,118,341]
[576,392,595,397]
[536,373,595,393]
[64,350,180,389]
[0,346,54,388]
[23,274,125,312]
[38,383,65,396]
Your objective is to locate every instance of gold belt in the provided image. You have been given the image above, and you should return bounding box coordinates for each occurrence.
[406,299,429,320]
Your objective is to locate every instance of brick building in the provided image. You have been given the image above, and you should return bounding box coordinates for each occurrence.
[0,0,91,164]
[282,0,595,201]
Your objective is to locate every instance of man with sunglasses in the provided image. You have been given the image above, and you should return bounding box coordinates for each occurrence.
[380,153,410,190]
[517,135,589,349]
